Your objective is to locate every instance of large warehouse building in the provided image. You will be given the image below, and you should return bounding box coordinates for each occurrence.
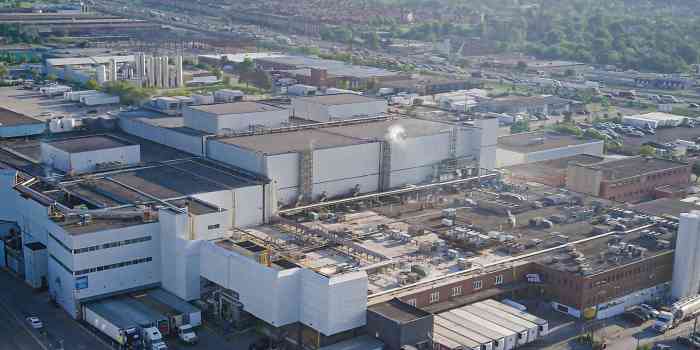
[291,94,388,122]
[496,131,604,168]
[206,117,498,206]
[183,101,290,133]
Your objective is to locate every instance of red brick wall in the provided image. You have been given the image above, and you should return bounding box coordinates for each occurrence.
[397,263,532,308]
[600,165,690,203]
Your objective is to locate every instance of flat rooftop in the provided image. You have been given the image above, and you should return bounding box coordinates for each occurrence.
[188,102,285,115]
[498,131,601,153]
[368,298,431,323]
[45,135,135,153]
[538,226,675,276]
[168,198,220,215]
[58,158,263,210]
[584,156,688,180]
[120,111,208,136]
[295,93,382,106]
[322,118,451,140]
[632,197,699,219]
[506,154,605,181]
[59,208,156,235]
[0,107,42,126]
[217,128,368,155]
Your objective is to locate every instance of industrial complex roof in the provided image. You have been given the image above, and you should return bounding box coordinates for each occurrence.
[188,101,285,115]
[45,55,134,66]
[322,118,451,140]
[368,298,431,323]
[0,107,43,126]
[295,94,382,106]
[583,156,688,180]
[45,135,135,153]
[498,131,601,153]
[632,197,699,219]
[255,55,399,78]
[217,128,367,154]
[120,111,208,137]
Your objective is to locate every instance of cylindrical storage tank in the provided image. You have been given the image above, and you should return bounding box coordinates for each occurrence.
[672,211,700,299]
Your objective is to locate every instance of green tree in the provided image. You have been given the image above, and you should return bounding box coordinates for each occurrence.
[46,74,58,81]
[639,145,655,157]
[0,64,7,80]
[84,79,99,90]
[238,57,255,74]
[510,120,530,134]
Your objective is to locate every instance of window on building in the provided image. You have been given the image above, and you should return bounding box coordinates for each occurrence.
[430,291,440,304]
[406,299,417,307]
[208,224,220,230]
[473,280,483,290]
[452,286,462,297]
[495,275,504,285]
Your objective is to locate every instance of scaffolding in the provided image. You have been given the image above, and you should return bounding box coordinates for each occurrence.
[380,140,392,191]
[299,148,313,203]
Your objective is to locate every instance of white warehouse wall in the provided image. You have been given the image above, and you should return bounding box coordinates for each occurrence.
[200,241,368,335]
[390,133,450,188]
[160,208,202,301]
[184,107,289,133]
[292,99,387,122]
[299,269,368,336]
[41,143,140,174]
[119,117,204,156]
[206,140,265,174]
[312,143,381,199]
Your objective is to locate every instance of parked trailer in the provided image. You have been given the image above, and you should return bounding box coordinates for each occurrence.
[481,300,549,336]
[433,332,466,350]
[468,304,539,343]
[439,312,505,350]
[451,309,518,350]
[147,289,201,327]
[461,305,529,346]
[64,90,98,102]
[83,297,170,347]
[434,324,481,350]
[436,316,493,350]
[80,93,120,106]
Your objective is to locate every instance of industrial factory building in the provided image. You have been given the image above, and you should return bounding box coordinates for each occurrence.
[566,156,691,203]
[0,132,271,318]
[291,94,388,122]
[183,101,290,134]
[206,117,498,206]
[496,131,604,168]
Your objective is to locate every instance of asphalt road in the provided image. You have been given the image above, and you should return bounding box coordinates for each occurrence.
[0,270,111,350]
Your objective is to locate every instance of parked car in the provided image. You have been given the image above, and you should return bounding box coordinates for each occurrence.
[623,309,648,325]
[677,335,700,348]
[26,316,43,329]
[640,304,660,319]
[652,344,672,350]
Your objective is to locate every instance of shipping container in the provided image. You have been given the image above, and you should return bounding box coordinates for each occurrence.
[449,309,515,350]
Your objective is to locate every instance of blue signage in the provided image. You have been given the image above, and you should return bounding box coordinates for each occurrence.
[75,276,88,290]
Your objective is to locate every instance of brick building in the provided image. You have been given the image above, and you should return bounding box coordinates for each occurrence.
[374,226,676,321]
[566,156,691,203]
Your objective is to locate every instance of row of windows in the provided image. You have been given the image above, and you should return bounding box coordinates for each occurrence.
[73,236,151,254]
[426,275,504,304]
[74,257,153,276]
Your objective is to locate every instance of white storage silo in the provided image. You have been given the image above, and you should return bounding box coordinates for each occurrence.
[672,210,700,299]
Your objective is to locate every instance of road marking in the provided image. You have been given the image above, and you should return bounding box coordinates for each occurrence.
[0,297,48,350]
[74,319,115,349]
